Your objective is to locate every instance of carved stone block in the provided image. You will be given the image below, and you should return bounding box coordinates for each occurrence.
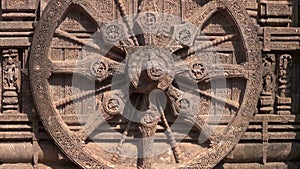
[1,49,20,114]
[259,1,292,26]
[0,0,299,169]
[1,0,37,10]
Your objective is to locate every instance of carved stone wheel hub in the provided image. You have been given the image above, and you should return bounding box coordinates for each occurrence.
[29,0,262,169]
[127,46,175,92]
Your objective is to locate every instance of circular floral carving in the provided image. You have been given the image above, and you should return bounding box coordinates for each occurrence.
[189,63,208,80]
[103,95,123,115]
[91,61,108,78]
[175,98,192,113]
[102,23,124,43]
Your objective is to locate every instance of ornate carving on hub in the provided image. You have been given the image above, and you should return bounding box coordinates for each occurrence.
[127,46,175,92]
[146,60,166,80]
[139,110,160,128]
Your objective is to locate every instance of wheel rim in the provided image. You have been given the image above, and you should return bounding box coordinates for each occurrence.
[29,0,262,168]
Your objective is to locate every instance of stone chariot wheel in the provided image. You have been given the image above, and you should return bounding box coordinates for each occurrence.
[29,0,261,168]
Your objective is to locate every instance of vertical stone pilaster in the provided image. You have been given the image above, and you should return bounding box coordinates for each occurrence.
[276,54,292,115]
[259,54,276,114]
[2,49,20,114]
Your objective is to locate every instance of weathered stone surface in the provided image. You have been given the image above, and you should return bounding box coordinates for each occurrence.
[0,0,299,169]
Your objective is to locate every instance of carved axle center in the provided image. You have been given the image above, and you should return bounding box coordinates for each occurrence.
[127,46,175,92]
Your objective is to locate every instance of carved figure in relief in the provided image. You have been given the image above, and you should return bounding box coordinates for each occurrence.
[259,54,275,114]
[2,49,19,88]
[262,54,275,70]
[91,61,108,78]
[263,73,273,94]
[191,63,207,80]
[141,13,157,27]
[278,54,292,97]
[276,54,292,115]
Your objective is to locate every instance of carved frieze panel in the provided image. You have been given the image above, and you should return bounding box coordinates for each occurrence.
[259,0,293,26]
[1,0,38,21]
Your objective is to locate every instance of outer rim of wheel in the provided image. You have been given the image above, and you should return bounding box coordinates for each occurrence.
[29,0,262,168]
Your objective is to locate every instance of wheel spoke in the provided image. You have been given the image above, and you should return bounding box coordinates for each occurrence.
[77,110,111,141]
[77,90,126,141]
[175,62,251,83]
[157,101,182,163]
[55,29,99,51]
[53,84,112,108]
[137,119,159,169]
[55,29,125,60]
[196,89,239,109]
[137,138,154,169]
[136,94,160,168]
[112,94,143,162]
[134,1,163,47]
[112,119,132,162]
[167,1,220,49]
[166,85,222,145]
[174,34,237,59]
[49,56,125,82]
[115,0,139,46]
[206,64,251,81]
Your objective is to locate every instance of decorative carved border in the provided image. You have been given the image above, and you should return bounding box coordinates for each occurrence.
[29,0,262,168]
